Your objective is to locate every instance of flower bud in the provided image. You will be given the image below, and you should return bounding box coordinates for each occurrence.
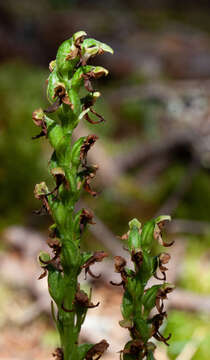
[34,182,49,199]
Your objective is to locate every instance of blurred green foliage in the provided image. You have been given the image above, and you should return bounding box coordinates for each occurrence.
[177,170,210,221]
[179,235,210,294]
[165,310,210,360]
[0,62,49,227]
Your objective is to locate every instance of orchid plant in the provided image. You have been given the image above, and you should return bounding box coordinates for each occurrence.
[32,30,174,360]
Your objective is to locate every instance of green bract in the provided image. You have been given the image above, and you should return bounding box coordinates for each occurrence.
[32,31,113,360]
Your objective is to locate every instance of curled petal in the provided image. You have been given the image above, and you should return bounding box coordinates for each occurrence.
[85,267,101,279]
[38,268,48,280]
[110,280,123,286]
[154,271,166,281]
[44,98,61,114]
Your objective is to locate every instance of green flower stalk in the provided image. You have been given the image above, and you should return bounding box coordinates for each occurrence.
[111,216,174,360]
[32,31,113,360]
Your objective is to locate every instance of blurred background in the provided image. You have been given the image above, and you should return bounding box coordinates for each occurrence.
[1,0,210,359]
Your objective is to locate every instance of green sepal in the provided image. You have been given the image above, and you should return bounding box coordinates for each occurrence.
[38,251,51,267]
[82,38,114,62]
[56,31,87,77]
[126,277,143,302]
[77,343,93,360]
[121,290,134,320]
[136,252,156,286]
[48,268,64,307]
[92,65,109,77]
[61,240,81,271]
[68,88,81,117]
[51,200,66,231]
[141,215,171,253]
[135,317,150,343]
[141,219,155,253]
[142,284,162,316]
[47,122,64,152]
[47,69,62,103]
[128,218,141,252]
[82,38,113,54]
[126,277,136,297]
[56,38,76,76]
[71,137,86,169]
[70,65,108,89]
[72,210,83,244]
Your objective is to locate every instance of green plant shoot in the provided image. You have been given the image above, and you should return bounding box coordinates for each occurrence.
[111,216,174,360]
